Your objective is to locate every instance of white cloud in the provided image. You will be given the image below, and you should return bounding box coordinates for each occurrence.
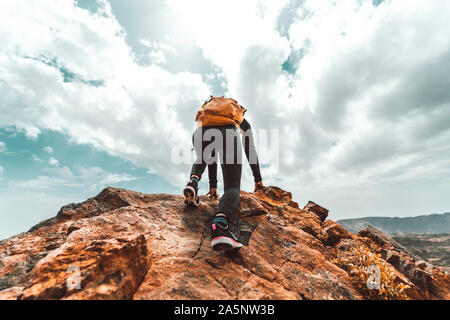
[88,172,139,192]
[0,0,210,184]
[12,175,69,190]
[168,0,291,97]
[10,165,138,192]
[140,38,177,65]
[167,0,450,217]
[31,154,44,162]
[0,141,6,153]
[48,157,59,167]
[1,0,450,219]
[0,166,3,175]
[43,146,53,154]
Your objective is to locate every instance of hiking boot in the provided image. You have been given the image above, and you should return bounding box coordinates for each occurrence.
[184,179,200,207]
[211,216,243,251]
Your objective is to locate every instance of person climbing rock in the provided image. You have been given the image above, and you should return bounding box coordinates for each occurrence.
[205,118,265,200]
[183,96,263,251]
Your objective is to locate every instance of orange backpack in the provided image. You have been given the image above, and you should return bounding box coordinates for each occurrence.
[195,96,247,128]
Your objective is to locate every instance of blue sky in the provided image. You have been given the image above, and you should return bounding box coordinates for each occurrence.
[1,0,450,240]
[0,127,174,193]
[0,126,176,238]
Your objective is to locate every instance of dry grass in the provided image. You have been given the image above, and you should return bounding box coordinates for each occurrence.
[333,245,410,300]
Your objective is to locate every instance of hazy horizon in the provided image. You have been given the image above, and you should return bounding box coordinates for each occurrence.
[337,211,450,221]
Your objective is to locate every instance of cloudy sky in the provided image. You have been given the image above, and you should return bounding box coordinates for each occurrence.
[1,0,449,240]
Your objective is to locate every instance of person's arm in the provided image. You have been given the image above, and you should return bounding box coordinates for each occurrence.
[240,119,264,191]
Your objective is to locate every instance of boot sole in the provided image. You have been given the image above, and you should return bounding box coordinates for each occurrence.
[211,236,243,251]
[184,186,200,207]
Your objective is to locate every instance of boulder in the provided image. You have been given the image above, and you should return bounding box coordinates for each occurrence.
[303,201,329,222]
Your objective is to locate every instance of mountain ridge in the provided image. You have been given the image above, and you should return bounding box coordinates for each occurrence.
[337,213,450,235]
[0,186,449,300]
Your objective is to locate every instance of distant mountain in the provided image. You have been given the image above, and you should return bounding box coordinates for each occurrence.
[337,212,450,235]
[392,234,450,268]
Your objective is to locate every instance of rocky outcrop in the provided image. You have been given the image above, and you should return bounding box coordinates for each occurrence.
[303,201,329,222]
[358,226,450,299]
[0,186,448,300]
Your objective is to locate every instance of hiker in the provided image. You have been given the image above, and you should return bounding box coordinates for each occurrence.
[183,96,264,251]
[205,118,265,200]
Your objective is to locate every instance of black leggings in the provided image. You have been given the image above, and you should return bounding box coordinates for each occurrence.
[190,125,242,223]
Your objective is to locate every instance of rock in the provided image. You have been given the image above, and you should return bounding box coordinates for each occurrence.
[0,287,23,300]
[262,186,293,204]
[20,234,149,300]
[417,261,433,271]
[323,220,350,246]
[358,225,450,300]
[56,187,131,221]
[303,201,329,222]
[239,193,268,217]
[281,207,328,243]
[0,187,448,300]
[359,225,422,261]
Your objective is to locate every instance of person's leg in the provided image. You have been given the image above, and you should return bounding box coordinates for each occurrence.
[185,127,219,206]
[184,127,207,206]
[216,155,242,222]
[190,127,207,180]
[211,126,243,250]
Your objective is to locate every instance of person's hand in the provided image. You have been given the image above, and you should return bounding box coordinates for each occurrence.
[206,188,219,199]
[254,181,265,192]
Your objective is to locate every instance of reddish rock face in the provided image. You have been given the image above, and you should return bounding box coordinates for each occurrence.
[322,220,350,246]
[303,201,329,222]
[357,226,450,299]
[0,186,448,300]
